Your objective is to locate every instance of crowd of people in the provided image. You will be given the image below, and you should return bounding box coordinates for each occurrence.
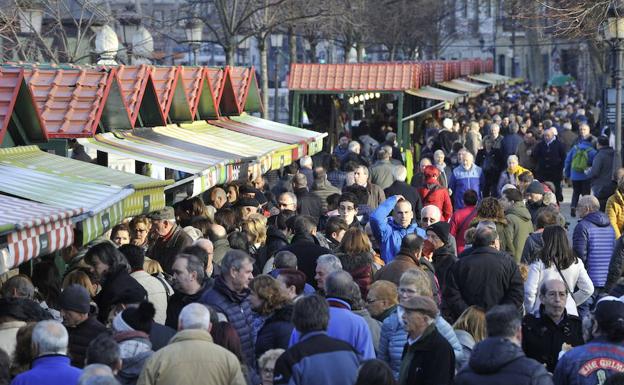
[3,82,624,385]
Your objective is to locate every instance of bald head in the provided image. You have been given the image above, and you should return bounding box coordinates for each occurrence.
[207,224,227,241]
[421,205,441,227]
[210,188,227,209]
[293,173,308,189]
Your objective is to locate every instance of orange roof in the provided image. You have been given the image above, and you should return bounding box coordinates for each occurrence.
[179,66,205,119]
[205,67,225,110]
[0,68,23,144]
[150,66,180,119]
[115,65,152,126]
[288,63,419,91]
[23,67,113,138]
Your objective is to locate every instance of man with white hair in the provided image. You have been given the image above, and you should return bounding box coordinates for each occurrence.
[138,303,245,385]
[340,141,370,170]
[298,155,314,188]
[448,150,484,209]
[573,195,615,292]
[484,123,503,150]
[532,127,567,202]
[11,320,82,385]
[435,117,460,155]
[384,165,423,221]
[315,254,343,291]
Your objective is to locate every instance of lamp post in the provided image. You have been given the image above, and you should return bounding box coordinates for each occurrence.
[185,19,203,65]
[606,6,624,174]
[270,33,283,122]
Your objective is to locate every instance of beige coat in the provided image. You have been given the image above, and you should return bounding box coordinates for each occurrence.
[131,270,171,324]
[137,329,245,385]
[0,320,26,363]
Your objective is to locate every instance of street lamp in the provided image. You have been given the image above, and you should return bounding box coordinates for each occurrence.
[270,33,283,122]
[185,19,203,65]
[605,5,624,173]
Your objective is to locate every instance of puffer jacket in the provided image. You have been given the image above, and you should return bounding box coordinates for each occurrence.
[370,195,426,263]
[378,308,463,379]
[554,338,624,385]
[564,139,597,181]
[449,164,484,209]
[572,211,616,287]
[114,331,154,385]
[505,202,534,264]
[455,337,552,385]
[255,305,294,358]
[606,189,624,238]
[200,276,255,368]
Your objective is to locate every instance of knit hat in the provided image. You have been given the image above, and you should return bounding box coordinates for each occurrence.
[423,165,440,184]
[59,284,91,314]
[400,295,438,318]
[525,181,545,195]
[427,221,450,245]
[112,301,156,333]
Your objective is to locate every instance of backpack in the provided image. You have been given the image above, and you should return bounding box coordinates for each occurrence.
[571,146,590,172]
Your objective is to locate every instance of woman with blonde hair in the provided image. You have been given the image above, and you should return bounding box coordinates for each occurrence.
[249,275,293,358]
[453,306,486,365]
[338,228,374,298]
[242,213,269,273]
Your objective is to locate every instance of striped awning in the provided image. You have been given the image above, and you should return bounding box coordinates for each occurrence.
[79,131,244,197]
[438,79,487,97]
[0,146,172,219]
[215,114,327,156]
[468,73,511,86]
[0,195,83,274]
[405,86,466,104]
[0,165,133,245]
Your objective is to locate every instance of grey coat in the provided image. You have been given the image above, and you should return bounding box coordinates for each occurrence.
[588,147,615,199]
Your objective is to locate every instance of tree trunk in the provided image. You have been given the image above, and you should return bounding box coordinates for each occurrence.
[356,42,364,62]
[226,45,235,66]
[343,41,351,63]
[289,27,297,65]
[258,37,269,119]
[389,45,396,61]
[588,41,607,102]
[309,41,318,63]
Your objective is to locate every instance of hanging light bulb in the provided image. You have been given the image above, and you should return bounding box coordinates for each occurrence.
[364,93,370,100]
[375,92,381,98]
[348,97,355,105]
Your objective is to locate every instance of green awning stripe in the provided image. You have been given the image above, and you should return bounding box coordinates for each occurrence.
[122,187,167,217]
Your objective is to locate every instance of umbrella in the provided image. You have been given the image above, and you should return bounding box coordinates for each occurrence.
[549,74,574,87]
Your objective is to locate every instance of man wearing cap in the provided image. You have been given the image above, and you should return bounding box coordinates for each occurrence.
[147,206,193,275]
[426,221,456,294]
[525,180,547,223]
[235,196,260,220]
[60,284,107,368]
[398,295,454,385]
[554,297,624,385]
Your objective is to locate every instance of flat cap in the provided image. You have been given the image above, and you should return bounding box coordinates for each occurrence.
[148,206,175,221]
[400,295,438,318]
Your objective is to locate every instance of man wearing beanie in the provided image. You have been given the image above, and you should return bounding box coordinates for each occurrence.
[112,302,155,385]
[59,284,107,368]
[426,221,456,294]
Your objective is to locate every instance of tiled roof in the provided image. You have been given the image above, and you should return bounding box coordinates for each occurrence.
[23,67,112,138]
[288,63,419,91]
[0,68,24,144]
[179,66,205,119]
[203,67,225,117]
[115,65,152,125]
[151,66,180,119]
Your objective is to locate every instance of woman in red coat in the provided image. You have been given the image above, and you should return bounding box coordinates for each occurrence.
[417,165,453,221]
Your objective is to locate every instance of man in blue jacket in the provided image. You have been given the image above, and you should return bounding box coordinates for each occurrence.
[449,150,484,209]
[11,320,82,385]
[554,297,624,385]
[564,123,597,217]
[288,271,375,360]
[370,195,426,263]
[275,294,360,385]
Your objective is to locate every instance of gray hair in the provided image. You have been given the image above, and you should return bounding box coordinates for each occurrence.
[578,195,600,212]
[33,320,68,356]
[507,155,519,164]
[433,149,445,160]
[316,254,343,272]
[221,249,255,273]
[179,303,211,331]
[274,250,298,269]
[299,156,313,168]
[325,270,355,299]
[78,364,115,385]
[348,141,360,152]
[392,165,407,182]
[279,192,298,208]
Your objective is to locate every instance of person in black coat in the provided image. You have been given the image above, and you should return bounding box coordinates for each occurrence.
[426,221,457,295]
[532,128,567,202]
[278,216,332,287]
[475,138,505,197]
[522,280,584,372]
[455,305,552,385]
[59,284,108,368]
[84,242,147,324]
[444,225,524,321]
[399,296,455,385]
[384,165,423,221]
[293,173,323,224]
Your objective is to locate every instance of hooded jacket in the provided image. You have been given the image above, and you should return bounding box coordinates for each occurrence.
[572,211,616,287]
[588,146,615,199]
[606,189,624,238]
[505,202,534,263]
[370,195,426,263]
[455,337,552,385]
